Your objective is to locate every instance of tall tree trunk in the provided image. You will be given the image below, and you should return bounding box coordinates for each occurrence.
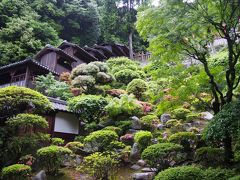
[129,31,134,59]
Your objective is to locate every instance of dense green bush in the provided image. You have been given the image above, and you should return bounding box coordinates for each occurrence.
[64,142,84,153]
[2,164,31,180]
[68,95,107,125]
[0,86,51,118]
[134,131,152,151]
[168,132,196,151]
[78,152,119,179]
[229,175,240,180]
[35,73,73,100]
[115,69,144,85]
[107,141,126,151]
[116,120,132,133]
[126,79,148,100]
[186,113,200,122]
[154,166,204,180]
[141,143,183,170]
[84,130,118,152]
[171,108,191,120]
[51,138,64,146]
[106,94,143,118]
[103,126,122,136]
[203,168,236,180]
[140,114,160,131]
[195,147,224,166]
[74,135,85,142]
[37,145,72,174]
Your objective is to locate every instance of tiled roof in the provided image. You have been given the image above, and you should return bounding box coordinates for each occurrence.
[0,58,60,76]
[48,97,70,112]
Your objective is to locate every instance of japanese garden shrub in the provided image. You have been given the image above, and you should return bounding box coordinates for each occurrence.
[6,113,49,131]
[171,108,191,120]
[186,112,200,123]
[203,167,236,180]
[64,142,84,153]
[84,130,118,152]
[120,134,134,146]
[168,132,196,151]
[116,120,132,134]
[141,143,183,170]
[68,95,108,125]
[37,145,72,174]
[0,86,51,117]
[107,141,126,151]
[195,147,224,167]
[134,131,153,151]
[78,152,119,179]
[105,94,143,119]
[1,164,31,180]
[107,57,140,71]
[140,114,160,131]
[126,79,148,100]
[103,126,122,136]
[114,69,144,85]
[229,175,240,180]
[154,166,204,180]
[51,137,64,146]
[74,135,85,142]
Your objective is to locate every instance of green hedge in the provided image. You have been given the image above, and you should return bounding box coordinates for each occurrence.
[2,164,31,180]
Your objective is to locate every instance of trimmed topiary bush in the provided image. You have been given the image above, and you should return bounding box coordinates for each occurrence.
[107,141,126,151]
[103,126,122,136]
[171,108,191,120]
[115,69,143,84]
[186,113,200,122]
[2,164,31,180]
[51,138,64,146]
[203,167,236,180]
[37,145,72,174]
[168,132,196,151]
[64,142,84,153]
[127,79,148,100]
[134,131,153,151]
[154,166,204,180]
[195,147,224,167]
[84,130,118,152]
[141,143,183,170]
[140,115,160,131]
[116,120,132,133]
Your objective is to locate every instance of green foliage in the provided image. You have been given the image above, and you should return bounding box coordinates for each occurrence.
[78,152,119,179]
[115,69,144,85]
[168,132,196,151]
[105,94,142,118]
[51,138,64,146]
[116,120,132,133]
[35,73,73,101]
[134,131,152,151]
[74,135,85,143]
[154,166,204,180]
[107,141,126,151]
[103,126,122,136]
[195,147,224,167]
[64,142,84,154]
[6,114,48,130]
[127,79,148,100]
[140,114,159,131]
[203,168,236,180]
[1,164,31,180]
[0,86,51,118]
[141,143,183,170]
[37,145,72,174]
[186,113,200,123]
[68,95,107,124]
[84,130,118,152]
[171,108,191,120]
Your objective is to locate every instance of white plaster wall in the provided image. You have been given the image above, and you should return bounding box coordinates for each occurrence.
[54,112,79,134]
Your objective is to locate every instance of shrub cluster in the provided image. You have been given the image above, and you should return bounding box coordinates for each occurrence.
[1,164,31,180]
[127,79,148,100]
[140,114,159,131]
[134,131,152,151]
[171,108,191,120]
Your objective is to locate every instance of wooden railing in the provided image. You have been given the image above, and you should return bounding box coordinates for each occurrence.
[0,81,26,88]
[133,52,151,66]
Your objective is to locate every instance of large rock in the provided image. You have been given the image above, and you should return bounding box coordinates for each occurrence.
[160,114,171,124]
[200,112,214,120]
[133,172,156,180]
[32,170,46,180]
[131,116,142,130]
[130,143,140,161]
[141,168,157,172]
[131,164,142,170]
[137,159,146,167]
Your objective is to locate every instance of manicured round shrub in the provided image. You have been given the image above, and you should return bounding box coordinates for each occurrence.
[127,79,148,100]
[64,142,84,153]
[141,143,183,170]
[84,130,118,152]
[78,152,119,179]
[107,141,126,150]
[0,86,51,117]
[171,108,191,120]
[168,132,196,151]
[116,120,132,133]
[140,115,160,131]
[103,126,122,136]
[186,113,200,122]
[51,138,64,146]
[115,69,143,84]
[203,167,236,180]
[195,147,224,166]
[154,166,204,180]
[134,131,153,151]
[68,95,108,124]
[2,164,31,180]
[37,145,72,174]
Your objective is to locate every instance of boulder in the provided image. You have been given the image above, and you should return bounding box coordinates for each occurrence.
[137,159,146,167]
[200,112,214,120]
[133,172,156,180]
[131,164,142,170]
[141,168,157,172]
[157,123,165,130]
[130,143,140,161]
[32,170,46,180]
[131,116,142,130]
[160,114,171,124]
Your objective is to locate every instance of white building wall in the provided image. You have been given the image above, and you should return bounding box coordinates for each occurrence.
[54,112,79,134]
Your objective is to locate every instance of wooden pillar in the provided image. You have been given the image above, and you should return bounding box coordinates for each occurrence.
[25,66,30,87]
